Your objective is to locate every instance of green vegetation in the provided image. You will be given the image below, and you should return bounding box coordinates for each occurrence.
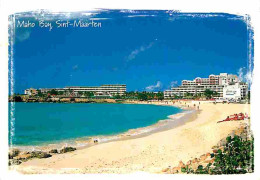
[120,91,164,101]
[181,135,254,174]
[57,91,64,95]
[168,94,181,99]
[193,93,205,99]
[157,92,164,100]
[212,135,254,174]
[247,91,250,102]
[121,91,138,99]
[77,91,94,97]
[83,91,94,97]
[137,92,148,101]
[183,92,193,99]
[204,89,218,99]
[37,90,44,97]
[49,89,58,95]
[13,96,23,102]
[10,88,225,102]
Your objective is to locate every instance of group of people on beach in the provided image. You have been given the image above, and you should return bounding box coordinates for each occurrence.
[217,113,249,123]
[183,102,200,110]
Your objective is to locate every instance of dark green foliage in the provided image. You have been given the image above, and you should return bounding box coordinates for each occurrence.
[120,91,164,100]
[113,94,121,99]
[49,89,58,95]
[181,167,186,173]
[211,135,254,174]
[84,91,94,97]
[13,96,23,102]
[195,165,208,174]
[137,92,148,101]
[180,135,254,175]
[180,166,194,174]
[247,91,250,101]
[157,92,164,100]
[184,92,193,99]
[58,91,64,95]
[37,90,44,97]
[204,89,218,99]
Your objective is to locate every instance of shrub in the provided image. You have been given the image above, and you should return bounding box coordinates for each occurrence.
[211,135,254,174]
[180,134,254,175]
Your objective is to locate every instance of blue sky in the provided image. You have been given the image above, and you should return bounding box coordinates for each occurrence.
[10,10,251,93]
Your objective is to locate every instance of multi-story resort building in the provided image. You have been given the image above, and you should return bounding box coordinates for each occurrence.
[25,84,126,97]
[164,73,248,100]
[24,88,38,96]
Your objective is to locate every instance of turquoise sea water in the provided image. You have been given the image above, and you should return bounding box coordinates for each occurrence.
[9,103,182,146]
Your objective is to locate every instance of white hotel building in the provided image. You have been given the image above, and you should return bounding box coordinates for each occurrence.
[164,73,248,100]
[38,84,126,97]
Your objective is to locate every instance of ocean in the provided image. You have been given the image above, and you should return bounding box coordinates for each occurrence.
[8,102,182,146]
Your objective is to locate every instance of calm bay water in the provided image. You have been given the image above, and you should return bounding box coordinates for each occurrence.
[9,103,182,146]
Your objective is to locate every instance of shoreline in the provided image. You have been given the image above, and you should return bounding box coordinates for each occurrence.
[9,101,196,153]
[10,101,250,174]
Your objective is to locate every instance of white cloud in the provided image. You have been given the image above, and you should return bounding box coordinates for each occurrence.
[145,81,162,91]
[120,10,139,13]
[170,81,178,87]
[237,67,253,85]
[245,71,253,85]
[72,64,79,70]
[90,18,110,20]
[16,30,31,42]
[127,42,155,61]
[127,15,156,18]
[238,67,245,81]
[81,12,95,16]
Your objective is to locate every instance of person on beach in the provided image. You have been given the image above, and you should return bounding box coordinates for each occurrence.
[245,113,248,119]
[197,106,199,110]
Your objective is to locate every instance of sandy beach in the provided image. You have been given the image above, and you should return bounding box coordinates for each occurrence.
[11,101,250,174]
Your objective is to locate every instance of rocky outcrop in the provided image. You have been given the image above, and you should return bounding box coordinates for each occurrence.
[9,159,22,166]
[30,151,52,159]
[13,152,32,161]
[49,149,58,154]
[59,147,76,154]
[8,146,78,166]
[8,149,20,159]
[163,152,216,174]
